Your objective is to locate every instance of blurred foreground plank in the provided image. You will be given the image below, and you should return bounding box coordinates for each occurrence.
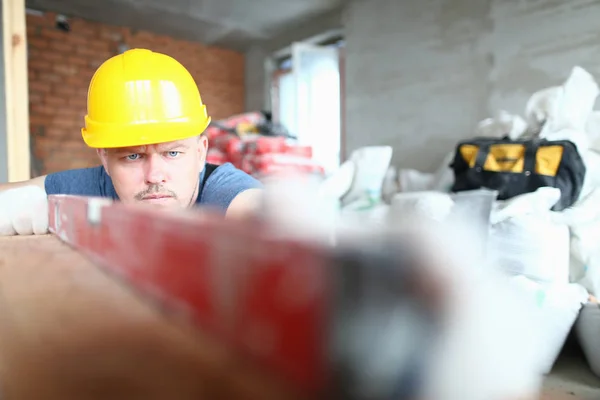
[0,235,302,400]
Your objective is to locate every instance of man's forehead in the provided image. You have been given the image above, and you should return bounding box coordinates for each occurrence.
[110,139,190,154]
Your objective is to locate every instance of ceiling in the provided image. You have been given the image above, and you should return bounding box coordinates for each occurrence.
[25,0,344,51]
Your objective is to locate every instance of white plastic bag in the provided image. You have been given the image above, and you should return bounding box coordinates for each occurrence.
[449,189,497,255]
[318,160,355,202]
[339,202,390,228]
[389,191,455,225]
[553,187,600,267]
[381,166,400,203]
[511,276,589,374]
[525,86,562,133]
[398,151,455,194]
[545,67,599,133]
[538,66,599,152]
[397,169,436,193]
[423,254,544,400]
[488,188,571,284]
[586,111,600,152]
[342,146,393,207]
[578,149,600,200]
[490,187,560,225]
[489,215,570,283]
[476,110,528,140]
[550,187,600,287]
[577,253,600,297]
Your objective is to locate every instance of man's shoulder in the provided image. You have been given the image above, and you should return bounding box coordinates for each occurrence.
[45,165,116,197]
[205,163,259,184]
[198,163,262,211]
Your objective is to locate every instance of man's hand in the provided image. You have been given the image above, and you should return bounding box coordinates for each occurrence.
[0,185,49,236]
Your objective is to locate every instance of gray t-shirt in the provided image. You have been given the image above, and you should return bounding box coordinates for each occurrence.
[44,162,262,214]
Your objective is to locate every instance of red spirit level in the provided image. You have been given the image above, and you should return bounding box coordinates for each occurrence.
[47,194,437,400]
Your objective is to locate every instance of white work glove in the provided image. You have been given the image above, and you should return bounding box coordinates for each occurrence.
[0,186,49,236]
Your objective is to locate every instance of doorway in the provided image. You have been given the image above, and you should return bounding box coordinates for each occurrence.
[271,39,345,175]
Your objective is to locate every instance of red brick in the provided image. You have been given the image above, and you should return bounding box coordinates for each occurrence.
[28,58,52,71]
[67,56,89,67]
[67,97,87,108]
[44,127,77,139]
[65,34,91,46]
[99,29,123,42]
[27,37,48,49]
[26,13,55,28]
[48,41,73,53]
[75,45,107,58]
[39,52,64,63]
[84,40,111,53]
[52,64,78,76]
[29,115,50,127]
[28,91,43,103]
[29,81,52,93]
[38,72,61,83]
[41,28,70,40]
[30,104,55,116]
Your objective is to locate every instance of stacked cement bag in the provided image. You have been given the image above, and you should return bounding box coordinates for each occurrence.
[554,187,600,377]
[488,187,588,373]
[387,186,586,374]
[529,67,600,378]
[384,65,600,375]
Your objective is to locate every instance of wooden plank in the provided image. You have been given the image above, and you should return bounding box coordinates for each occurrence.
[2,0,30,182]
[0,235,305,399]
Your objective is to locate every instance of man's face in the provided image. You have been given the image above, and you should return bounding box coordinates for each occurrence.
[98,136,208,208]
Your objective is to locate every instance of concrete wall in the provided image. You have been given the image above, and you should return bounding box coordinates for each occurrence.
[345,0,600,172]
[246,0,600,173]
[245,45,271,112]
[27,11,245,176]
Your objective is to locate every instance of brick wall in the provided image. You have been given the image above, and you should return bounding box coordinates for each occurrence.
[26,12,245,176]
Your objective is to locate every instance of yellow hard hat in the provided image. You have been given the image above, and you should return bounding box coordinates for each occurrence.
[81,48,211,148]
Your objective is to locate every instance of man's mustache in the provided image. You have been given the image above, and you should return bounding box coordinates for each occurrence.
[134,185,178,200]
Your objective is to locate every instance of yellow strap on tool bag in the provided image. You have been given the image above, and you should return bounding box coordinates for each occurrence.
[458,143,564,177]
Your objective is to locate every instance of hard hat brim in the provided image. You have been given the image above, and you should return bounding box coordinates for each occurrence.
[82,116,211,149]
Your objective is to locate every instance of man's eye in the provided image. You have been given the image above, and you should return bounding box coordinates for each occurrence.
[126,154,140,161]
[166,151,180,158]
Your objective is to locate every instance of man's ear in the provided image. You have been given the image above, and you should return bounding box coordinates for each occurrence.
[96,149,110,176]
[198,135,208,161]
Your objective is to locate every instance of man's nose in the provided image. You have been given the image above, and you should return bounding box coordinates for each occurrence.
[144,154,167,184]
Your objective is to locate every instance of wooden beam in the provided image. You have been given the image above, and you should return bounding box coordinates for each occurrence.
[2,0,30,182]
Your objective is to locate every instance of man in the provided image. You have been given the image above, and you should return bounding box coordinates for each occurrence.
[0,48,263,235]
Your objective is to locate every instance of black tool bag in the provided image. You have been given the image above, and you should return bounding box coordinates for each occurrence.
[450,137,586,211]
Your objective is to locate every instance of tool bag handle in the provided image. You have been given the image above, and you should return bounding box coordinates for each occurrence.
[473,138,541,174]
